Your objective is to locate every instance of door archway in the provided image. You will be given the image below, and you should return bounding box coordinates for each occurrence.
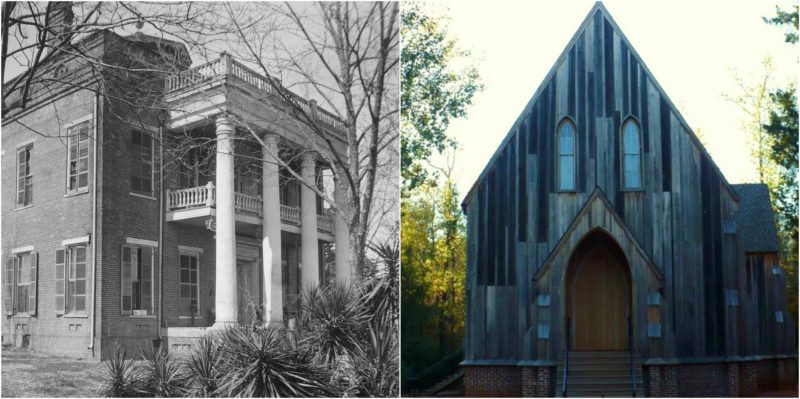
[565,230,632,351]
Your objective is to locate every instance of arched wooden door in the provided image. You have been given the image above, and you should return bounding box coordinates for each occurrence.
[567,233,631,351]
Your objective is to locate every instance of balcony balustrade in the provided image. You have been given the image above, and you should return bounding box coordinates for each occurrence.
[165,54,346,132]
[167,183,334,233]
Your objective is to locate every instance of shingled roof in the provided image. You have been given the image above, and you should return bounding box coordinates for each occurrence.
[732,183,780,253]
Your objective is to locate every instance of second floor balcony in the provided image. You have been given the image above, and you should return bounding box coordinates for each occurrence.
[166,182,335,235]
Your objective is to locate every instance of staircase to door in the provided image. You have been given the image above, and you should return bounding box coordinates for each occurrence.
[556,351,644,397]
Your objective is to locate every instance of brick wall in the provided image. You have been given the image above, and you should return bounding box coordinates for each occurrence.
[645,359,798,397]
[463,365,521,397]
[521,366,555,397]
[1,88,98,358]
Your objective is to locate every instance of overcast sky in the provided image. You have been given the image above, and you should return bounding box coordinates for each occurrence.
[432,0,797,198]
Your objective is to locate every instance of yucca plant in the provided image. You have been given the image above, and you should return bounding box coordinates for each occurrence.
[97,346,144,397]
[352,312,399,397]
[139,344,190,397]
[214,326,334,397]
[186,336,221,397]
[297,282,371,365]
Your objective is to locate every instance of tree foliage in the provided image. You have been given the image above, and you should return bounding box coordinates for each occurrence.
[400,176,466,387]
[762,5,799,319]
[400,2,481,195]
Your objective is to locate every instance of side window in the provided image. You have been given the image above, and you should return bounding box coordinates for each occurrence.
[622,119,642,189]
[54,245,87,315]
[16,144,33,206]
[179,253,200,317]
[122,245,154,315]
[130,130,154,196]
[557,119,576,191]
[4,251,38,315]
[67,121,91,193]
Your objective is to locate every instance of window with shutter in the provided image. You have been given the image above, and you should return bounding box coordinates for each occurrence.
[28,251,38,316]
[16,145,33,206]
[122,245,154,314]
[67,122,91,193]
[15,253,30,314]
[55,249,65,315]
[4,257,15,315]
[67,245,87,314]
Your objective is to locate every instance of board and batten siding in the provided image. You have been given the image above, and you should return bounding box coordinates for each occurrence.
[463,5,795,364]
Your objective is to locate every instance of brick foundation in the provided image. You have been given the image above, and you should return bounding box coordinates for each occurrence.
[644,358,798,397]
[521,366,556,397]
[464,365,522,397]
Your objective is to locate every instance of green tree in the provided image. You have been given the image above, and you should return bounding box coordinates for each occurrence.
[400,175,466,389]
[400,2,481,196]
[762,5,799,319]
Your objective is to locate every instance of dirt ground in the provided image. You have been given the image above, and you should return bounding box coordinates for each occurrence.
[1,347,105,398]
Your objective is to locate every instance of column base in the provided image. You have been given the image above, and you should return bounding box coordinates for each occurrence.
[208,321,239,331]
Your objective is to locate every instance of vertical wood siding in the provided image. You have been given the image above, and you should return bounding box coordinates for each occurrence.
[462,8,792,363]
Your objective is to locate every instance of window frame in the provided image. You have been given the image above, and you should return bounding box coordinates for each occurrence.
[65,117,92,194]
[178,251,201,318]
[621,117,644,191]
[121,244,155,316]
[7,250,37,316]
[556,117,578,192]
[129,130,155,197]
[16,143,34,207]
[65,244,88,316]
[178,147,200,189]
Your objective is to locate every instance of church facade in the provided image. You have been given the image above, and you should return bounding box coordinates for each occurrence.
[460,3,797,397]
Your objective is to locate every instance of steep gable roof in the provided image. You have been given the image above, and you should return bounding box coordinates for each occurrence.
[462,1,739,207]
[732,183,781,253]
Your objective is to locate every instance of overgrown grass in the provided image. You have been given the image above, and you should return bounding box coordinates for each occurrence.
[1,347,105,398]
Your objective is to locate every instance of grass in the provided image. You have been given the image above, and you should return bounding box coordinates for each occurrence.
[1,347,105,398]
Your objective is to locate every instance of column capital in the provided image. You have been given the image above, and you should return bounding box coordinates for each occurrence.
[262,133,280,146]
[215,115,235,137]
[300,151,317,167]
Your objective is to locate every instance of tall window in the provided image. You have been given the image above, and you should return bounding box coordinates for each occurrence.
[178,148,198,189]
[16,144,33,206]
[622,119,642,189]
[122,245,154,315]
[557,119,576,191]
[67,122,90,193]
[55,245,87,315]
[179,253,200,317]
[4,251,38,315]
[130,130,153,196]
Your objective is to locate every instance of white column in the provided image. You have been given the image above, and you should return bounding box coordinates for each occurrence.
[300,151,319,289]
[212,116,238,328]
[262,134,283,326]
[334,168,351,283]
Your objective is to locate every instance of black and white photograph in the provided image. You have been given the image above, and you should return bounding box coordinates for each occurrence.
[2,1,398,397]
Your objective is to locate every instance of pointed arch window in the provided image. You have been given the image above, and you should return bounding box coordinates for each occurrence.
[622,118,642,189]
[557,118,577,191]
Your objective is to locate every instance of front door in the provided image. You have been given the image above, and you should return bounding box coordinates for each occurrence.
[570,244,630,351]
[236,261,259,324]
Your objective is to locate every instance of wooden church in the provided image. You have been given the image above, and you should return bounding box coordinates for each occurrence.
[460,3,797,397]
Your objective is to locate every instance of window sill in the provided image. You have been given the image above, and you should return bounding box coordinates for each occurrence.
[178,316,203,320]
[64,189,90,198]
[10,313,33,318]
[62,313,88,318]
[621,188,645,193]
[556,190,580,194]
[14,204,34,212]
[128,314,156,319]
[129,192,157,200]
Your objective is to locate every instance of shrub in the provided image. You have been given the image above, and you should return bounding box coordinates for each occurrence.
[214,326,334,397]
[139,344,190,397]
[186,336,221,397]
[97,346,144,397]
[352,312,399,397]
[297,283,371,365]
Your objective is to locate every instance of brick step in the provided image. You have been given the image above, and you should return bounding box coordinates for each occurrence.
[560,371,644,380]
[561,390,645,398]
[558,378,643,386]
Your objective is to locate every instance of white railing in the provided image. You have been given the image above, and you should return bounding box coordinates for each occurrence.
[317,212,334,233]
[165,54,346,131]
[281,204,301,226]
[167,183,261,216]
[235,192,262,215]
[167,183,215,210]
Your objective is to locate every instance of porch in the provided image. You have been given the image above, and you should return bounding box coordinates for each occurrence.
[165,182,335,235]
